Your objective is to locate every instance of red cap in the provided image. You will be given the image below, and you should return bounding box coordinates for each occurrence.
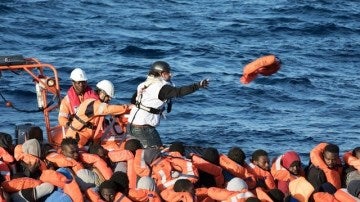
[282,151,300,169]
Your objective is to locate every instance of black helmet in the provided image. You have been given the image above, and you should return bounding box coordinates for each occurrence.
[148,61,171,76]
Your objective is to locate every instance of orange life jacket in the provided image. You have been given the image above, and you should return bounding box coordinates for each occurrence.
[271,155,298,181]
[1,177,42,193]
[58,86,98,127]
[207,187,255,202]
[310,143,342,189]
[343,151,360,172]
[0,147,14,164]
[219,154,257,189]
[288,177,315,202]
[240,55,281,84]
[255,187,273,202]
[247,162,276,190]
[14,144,47,171]
[46,152,84,173]
[114,192,133,202]
[157,152,199,191]
[66,98,130,147]
[192,154,224,188]
[196,187,215,202]
[40,169,83,202]
[313,192,339,202]
[108,149,137,189]
[160,188,196,202]
[334,188,360,202]
[128,188,162,202]
[80,152,113,180]
[0,161,11,182]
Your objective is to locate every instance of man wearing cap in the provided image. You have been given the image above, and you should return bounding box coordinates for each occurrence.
[128,61,209,148]
[58,68,98,127]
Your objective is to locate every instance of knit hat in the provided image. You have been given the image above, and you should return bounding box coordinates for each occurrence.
[347,180,360,198]
[282,151,300,169]
[137,176,157,192]
[226,177,248,192]
[22,139,41,157]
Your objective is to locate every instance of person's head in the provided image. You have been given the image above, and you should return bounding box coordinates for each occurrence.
[169,141,185,156]
[246,197,261,202]
[0,132,13,153]
[282,151,301,175]
[226,177,248,192]
[27,126,43,143]
[70,68,88,95]
[137,176,157,192]
[352,147,360,159]
[88,143,108,160]
[173,179,195,196]
[202,147,220,165]
[124,139,143,155]
[267,188,285,202]
[110,171,129,195]
[148,61,172,81]
[61,137,79,160]
[228,147,246,166]
[96,80,115,103]
[99,180,117,202]
[251,149,270,171]
[323,143,339,169]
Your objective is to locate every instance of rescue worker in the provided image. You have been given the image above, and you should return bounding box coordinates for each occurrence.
[128,60,210,148]
[65,80,132,148]
[58,68,98,127]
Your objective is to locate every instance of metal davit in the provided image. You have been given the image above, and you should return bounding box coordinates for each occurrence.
[0,55,62,145]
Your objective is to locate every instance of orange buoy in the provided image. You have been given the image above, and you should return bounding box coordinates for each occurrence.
[240,55,281,84]
[6,101,12,107]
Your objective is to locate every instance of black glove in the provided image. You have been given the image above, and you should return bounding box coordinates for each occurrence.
[198,79,210,88]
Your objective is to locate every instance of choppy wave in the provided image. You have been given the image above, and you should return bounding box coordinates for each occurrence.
[0,0,359,160]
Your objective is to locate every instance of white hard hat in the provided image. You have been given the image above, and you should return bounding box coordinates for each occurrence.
[70,68,88,82]
[96,80,115,98]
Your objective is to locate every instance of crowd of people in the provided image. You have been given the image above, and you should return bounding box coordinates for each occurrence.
[0,62,359,201]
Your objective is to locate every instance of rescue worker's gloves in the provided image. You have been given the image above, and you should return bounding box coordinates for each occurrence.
[198,79,210,88]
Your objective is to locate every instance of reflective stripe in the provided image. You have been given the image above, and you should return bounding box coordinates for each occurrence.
[97,103,107,114]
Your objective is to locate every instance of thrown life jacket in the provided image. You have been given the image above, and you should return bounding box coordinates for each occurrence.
[40,169,83,202]
[310,142,342,189]
[207,187,255,202]
[343,151,360,172]
[108,149,137,189]
[219,154,257,189]
[247,162,276,191]
[192,154,224,188]
[240,55,281,84]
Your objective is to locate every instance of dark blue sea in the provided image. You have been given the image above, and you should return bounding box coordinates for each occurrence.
[1,0,359,163]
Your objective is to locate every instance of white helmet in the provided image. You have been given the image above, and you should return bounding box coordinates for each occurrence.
[70,68,88,82]
[96,80,115,98]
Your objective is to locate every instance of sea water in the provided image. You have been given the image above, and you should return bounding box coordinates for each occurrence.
[0,0,359,163]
